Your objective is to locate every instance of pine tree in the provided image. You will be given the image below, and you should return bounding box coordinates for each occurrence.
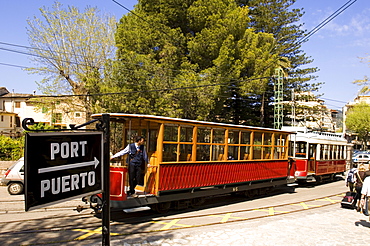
[235,0,321,127]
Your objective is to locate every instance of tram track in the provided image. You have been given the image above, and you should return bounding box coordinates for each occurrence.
[0,191,346,245]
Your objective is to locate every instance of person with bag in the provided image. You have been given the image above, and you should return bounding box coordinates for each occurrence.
[111,136,149,197]
[355,164,366,212]
[346,165,358,192]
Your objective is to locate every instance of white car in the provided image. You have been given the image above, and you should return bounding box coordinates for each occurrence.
[352,153,370,164]
[0,157,24,195]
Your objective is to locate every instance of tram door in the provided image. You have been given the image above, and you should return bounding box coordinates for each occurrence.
[307,143,317,173]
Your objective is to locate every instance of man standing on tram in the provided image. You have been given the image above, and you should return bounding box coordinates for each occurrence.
[111,136,149,197]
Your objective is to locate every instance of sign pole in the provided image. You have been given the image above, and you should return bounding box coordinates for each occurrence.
[101,114,110,245]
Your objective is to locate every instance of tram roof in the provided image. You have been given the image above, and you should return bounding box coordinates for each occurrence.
[281,126,349,145]
[92,113,295,134]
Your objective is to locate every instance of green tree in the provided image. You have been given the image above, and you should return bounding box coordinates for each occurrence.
[26,1,117,118]
[0,136,24,161]
[236,0,321,127]
[110,0,279,121]
[345,102,370,150]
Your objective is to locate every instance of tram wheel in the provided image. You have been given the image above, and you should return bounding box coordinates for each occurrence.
[259,187,270,196]
[244,189,259,198]
[316,176,322,183]
[191,197,205,208]
[330,174,335,181]
[151,202,171,213]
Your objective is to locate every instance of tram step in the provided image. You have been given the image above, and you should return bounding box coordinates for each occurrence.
[306,176,317,182]
[123,206,151,213]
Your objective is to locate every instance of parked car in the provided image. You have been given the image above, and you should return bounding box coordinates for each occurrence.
[0,157,24,195]
[352,153,370,164]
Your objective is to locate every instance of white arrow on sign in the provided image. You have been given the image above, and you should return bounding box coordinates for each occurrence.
[38,157,100,174]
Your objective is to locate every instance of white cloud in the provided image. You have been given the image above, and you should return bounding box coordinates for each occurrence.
[322,8,370,37]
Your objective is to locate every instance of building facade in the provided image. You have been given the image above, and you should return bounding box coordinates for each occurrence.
[287,91,338,132]
[0,87,86,137]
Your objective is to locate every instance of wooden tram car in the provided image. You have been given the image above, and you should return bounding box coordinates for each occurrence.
[282,126,351,183]
[86,113,296,213]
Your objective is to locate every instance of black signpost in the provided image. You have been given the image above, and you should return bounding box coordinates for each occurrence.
[23,114,111,246]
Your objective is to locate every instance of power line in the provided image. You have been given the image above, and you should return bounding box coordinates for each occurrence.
[298,0,357,44]
[0,62,28,69]
[111,0,173,38]
[0,46,103,69]
[319,97,348,104]
[3,76,271,99]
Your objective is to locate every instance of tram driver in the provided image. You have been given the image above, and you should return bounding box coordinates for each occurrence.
[111,136,149,198]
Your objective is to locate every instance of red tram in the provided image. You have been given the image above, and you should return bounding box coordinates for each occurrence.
[85,113,296,213]
[282,126,352,183]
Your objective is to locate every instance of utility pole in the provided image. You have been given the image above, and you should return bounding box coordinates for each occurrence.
[274,68,284,129]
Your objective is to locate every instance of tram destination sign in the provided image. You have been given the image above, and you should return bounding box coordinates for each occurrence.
[25,132,103,211]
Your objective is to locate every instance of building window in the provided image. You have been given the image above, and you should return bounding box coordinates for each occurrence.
[15,116,21,127]
[15,102,21,108]
[75,112,82,118]
[1,115,3,122]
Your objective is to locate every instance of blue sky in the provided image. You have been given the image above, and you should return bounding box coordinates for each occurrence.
[0,0,369,111]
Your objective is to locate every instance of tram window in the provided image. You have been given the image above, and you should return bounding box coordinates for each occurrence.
[240,146,250,160]
[295,142,307,158]
[196,145,210,161]
[274,147,282,159]
[197,128,211,143]
[325,145,330,160]
[264,133,272,145]
[228,146,239,160]
[241,131,251,144]
[288,142,294,156]
[163,144,177,162]
[253,146,262,159]
[213,129,225,143]
[212,145,225,161]
[264,147,272,159]
[126,130,138,143]
[148,129,158,152]
[308,144,315,159]
[333,145,338,159]
[329,145,333,159]
[180,126,193,142]
[254,132,262,145]
[338,146,341,159]
[281,149,287,159]
[164,125,178,142]
[228,130,239,144]
[321,144,329,160]
[141,129,147,140]
[275,134,282,145]
[179,144,192,161]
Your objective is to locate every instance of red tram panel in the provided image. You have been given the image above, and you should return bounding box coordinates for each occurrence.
[159,161,289,191]
[110,166,127,201]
